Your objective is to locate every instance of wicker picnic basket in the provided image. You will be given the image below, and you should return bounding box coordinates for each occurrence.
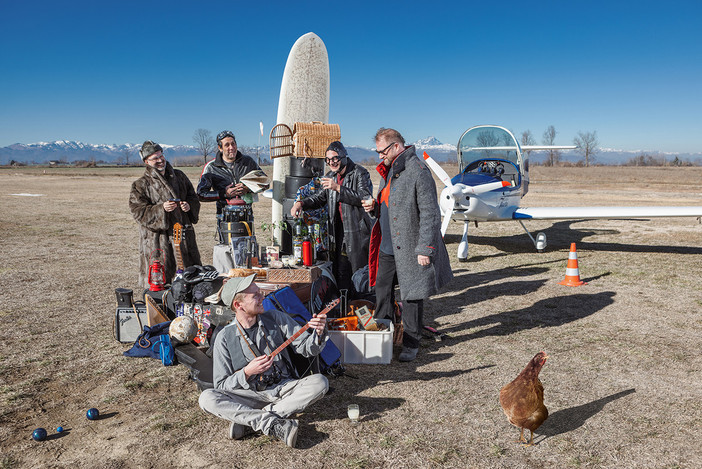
[292,121,340,158]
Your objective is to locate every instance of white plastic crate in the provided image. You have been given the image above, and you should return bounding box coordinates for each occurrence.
[328,319,393,364]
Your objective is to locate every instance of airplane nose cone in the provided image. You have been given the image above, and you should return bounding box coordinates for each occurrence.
[439,186,456,215]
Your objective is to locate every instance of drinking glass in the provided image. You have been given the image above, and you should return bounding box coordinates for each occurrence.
[347,404,360,426]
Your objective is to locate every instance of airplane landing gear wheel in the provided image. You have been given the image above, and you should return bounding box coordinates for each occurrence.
[536,232,547,252]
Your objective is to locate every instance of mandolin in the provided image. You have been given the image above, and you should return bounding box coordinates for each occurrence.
[173,222,184,274]
[268,298,340,359]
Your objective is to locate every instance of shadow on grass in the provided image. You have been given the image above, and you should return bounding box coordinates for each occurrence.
[538,388,637,439]
[445,220,702,255]
[94,411,119,420]
[297,395,407,449]
[439,260,558,309]
[439,291,616,341]
[44,429,72,441]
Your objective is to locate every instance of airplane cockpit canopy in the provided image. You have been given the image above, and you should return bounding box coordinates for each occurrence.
[457,125,522,174]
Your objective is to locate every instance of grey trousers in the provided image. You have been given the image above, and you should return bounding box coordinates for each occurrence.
[199,374,329,434]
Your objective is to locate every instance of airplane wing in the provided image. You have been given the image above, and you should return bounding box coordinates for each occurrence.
[469,145,576,151]
[514,206,702,220]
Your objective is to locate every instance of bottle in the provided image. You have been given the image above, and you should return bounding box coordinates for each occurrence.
[293,218,304,265]
[302,224,313,266]
[311,222,321,261]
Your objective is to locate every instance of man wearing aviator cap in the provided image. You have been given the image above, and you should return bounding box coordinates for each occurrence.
[199,274,329,447]
[197,130,263,214]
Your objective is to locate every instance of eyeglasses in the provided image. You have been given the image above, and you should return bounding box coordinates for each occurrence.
[375,142,396,156]
[325,156,340,164]
[216,130,236,143]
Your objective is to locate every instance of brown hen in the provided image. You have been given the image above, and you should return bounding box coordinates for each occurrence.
[499,351,549,446]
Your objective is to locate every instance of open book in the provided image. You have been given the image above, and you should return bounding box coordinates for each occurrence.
[240,170,270,194]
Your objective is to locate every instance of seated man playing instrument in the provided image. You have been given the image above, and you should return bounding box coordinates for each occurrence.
[198,274,329,447]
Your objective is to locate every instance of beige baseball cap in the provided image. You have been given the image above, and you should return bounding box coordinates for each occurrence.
[220,274,256,307]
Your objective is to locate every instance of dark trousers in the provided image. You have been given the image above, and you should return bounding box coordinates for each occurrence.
[332,217,353,293]
[374,251,423,349]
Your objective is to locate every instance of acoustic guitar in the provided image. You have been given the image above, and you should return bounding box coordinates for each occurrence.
[173,222,184,274]
[268,298,340,359]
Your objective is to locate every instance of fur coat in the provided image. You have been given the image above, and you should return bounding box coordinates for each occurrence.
[129,162,202,289]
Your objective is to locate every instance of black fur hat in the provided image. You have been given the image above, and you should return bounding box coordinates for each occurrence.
[140,140,163,160]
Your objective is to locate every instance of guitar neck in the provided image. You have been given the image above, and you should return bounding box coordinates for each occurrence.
[173,222,184,272]
[268,298,340,359]
[268,323,311,358]
[174,245,184,272]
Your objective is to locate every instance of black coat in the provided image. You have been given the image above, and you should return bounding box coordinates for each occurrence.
[300,160,374,273]
[196,150,261,214]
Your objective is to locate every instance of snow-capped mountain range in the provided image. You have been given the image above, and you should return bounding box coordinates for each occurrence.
[1,138,700,165]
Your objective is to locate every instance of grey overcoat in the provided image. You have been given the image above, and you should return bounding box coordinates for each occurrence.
[368,146,453,300]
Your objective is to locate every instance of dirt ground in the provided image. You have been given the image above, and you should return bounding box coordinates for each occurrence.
[1,165,701,469]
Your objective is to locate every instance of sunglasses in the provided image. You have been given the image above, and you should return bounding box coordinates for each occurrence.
[375,142,396,156]
[325,156,340,164]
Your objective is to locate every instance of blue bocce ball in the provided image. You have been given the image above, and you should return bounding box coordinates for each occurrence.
[86,408,99,420]
[56,426,64,433]
[32,428,47,441]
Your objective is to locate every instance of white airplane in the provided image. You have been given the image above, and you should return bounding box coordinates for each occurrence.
[423,124,702,261]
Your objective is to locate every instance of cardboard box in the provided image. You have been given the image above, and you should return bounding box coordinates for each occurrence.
[328,319,393,365]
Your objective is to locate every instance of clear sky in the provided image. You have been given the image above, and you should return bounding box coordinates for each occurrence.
[1,0,700,153]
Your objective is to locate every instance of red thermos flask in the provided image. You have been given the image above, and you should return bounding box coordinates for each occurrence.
[302,240,313,266]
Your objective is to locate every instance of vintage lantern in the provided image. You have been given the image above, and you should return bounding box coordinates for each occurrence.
[147,249,166,291]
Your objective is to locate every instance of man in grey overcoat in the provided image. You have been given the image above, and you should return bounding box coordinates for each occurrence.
[363,128,453,362]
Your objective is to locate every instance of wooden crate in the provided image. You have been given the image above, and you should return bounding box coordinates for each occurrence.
[257,282,311,303]
[266,266,321,284]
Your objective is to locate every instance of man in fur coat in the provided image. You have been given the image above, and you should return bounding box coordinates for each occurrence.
[129,140,202,289]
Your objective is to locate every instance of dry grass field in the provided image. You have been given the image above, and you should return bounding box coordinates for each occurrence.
[1,164,701,468]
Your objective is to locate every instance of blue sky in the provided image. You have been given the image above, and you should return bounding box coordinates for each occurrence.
[1,0,700,153]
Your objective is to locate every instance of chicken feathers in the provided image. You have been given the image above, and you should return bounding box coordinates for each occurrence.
[499,351,549,446]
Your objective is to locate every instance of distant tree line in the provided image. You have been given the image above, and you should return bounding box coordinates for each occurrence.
[521,125,699,167]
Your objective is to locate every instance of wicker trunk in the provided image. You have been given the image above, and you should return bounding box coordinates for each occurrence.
[292,122,341,158]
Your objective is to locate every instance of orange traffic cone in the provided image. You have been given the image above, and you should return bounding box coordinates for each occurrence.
[559,243,586,286]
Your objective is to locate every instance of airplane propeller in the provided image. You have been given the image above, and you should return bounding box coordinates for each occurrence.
[422,152,510,236]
